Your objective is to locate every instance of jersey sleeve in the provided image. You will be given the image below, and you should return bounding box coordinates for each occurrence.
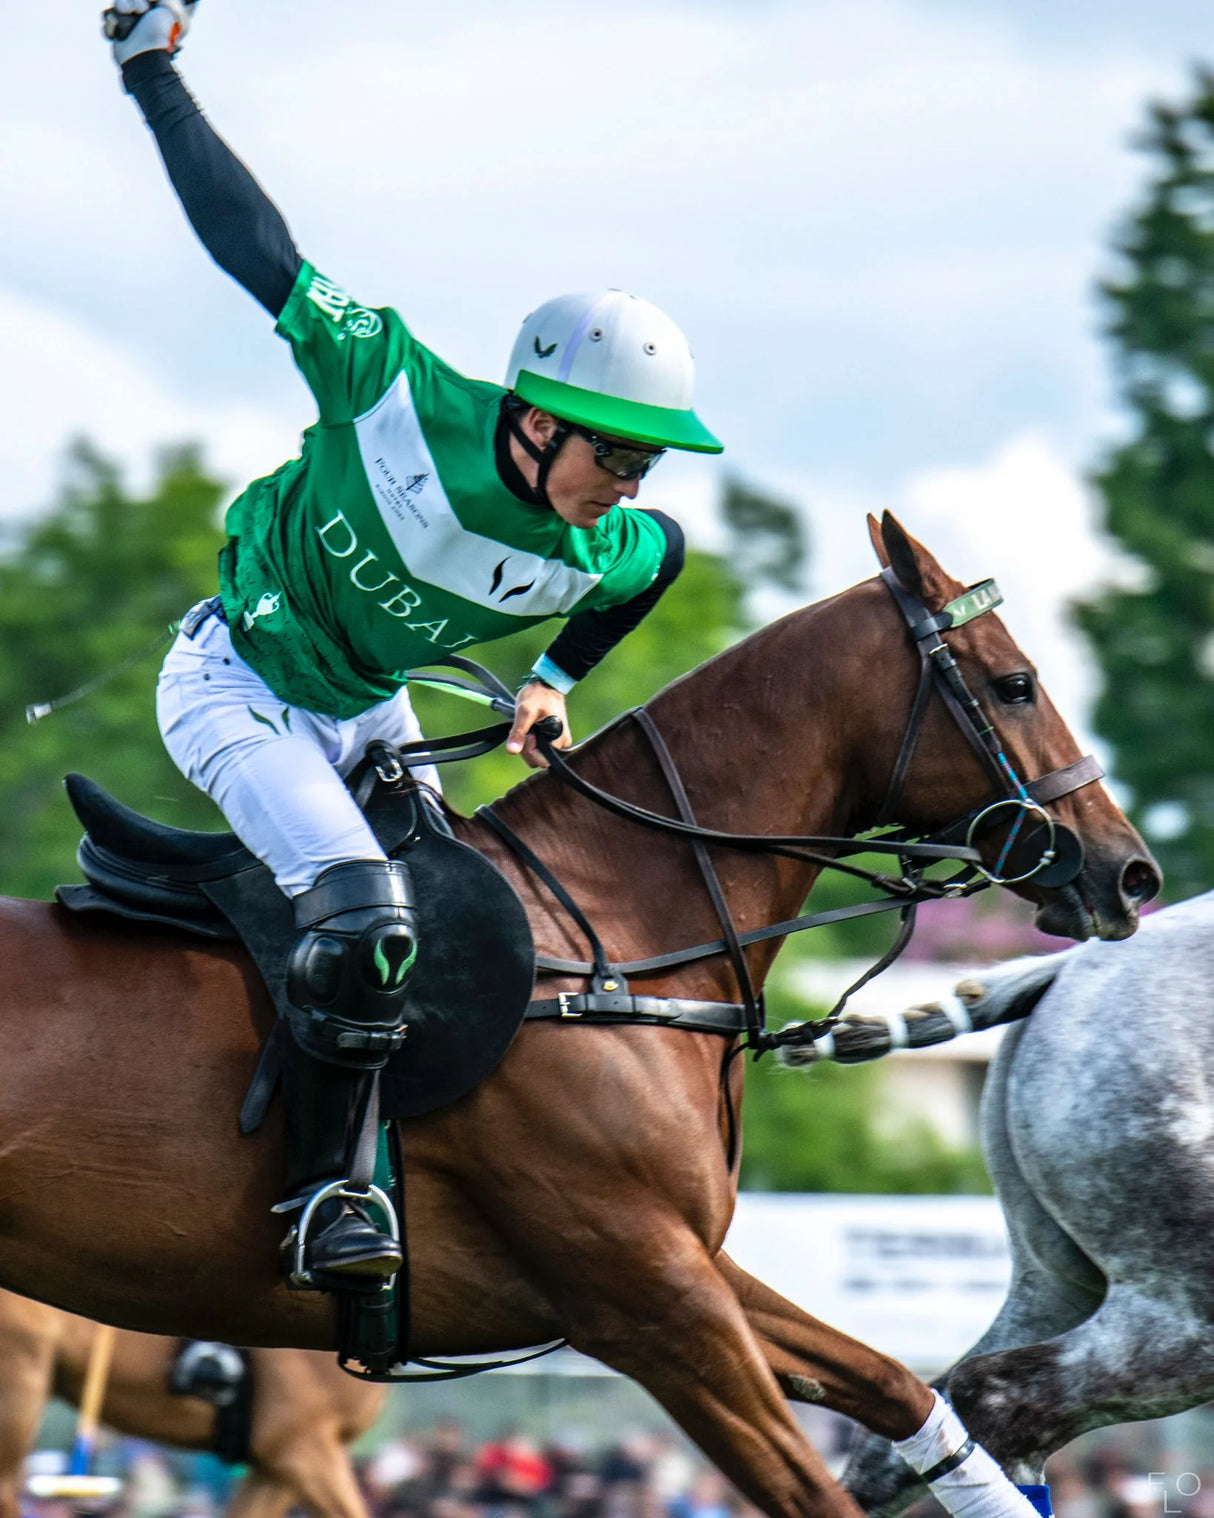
[574,505,669,613]
[275,262,418,424]
[538,512,684,685]
[122,51,301,319]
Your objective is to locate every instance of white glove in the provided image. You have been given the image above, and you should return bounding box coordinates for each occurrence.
[102,0,196,65]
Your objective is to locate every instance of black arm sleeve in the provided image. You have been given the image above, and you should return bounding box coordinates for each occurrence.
[541,512,686,684]
[121,51,302,318]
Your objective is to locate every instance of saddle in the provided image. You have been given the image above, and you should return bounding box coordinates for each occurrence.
[56,763,536,1121]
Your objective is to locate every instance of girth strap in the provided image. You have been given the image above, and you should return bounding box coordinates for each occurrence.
[526,994,748,1036]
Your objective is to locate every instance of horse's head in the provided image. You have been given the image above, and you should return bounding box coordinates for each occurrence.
[857,511,1159,941]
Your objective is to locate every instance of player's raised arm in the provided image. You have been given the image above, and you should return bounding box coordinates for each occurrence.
[105,1,302,318]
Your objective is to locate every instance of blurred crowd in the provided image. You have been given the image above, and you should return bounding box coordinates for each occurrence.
[361,1423,731,1518]
[21,1416,1214,1518]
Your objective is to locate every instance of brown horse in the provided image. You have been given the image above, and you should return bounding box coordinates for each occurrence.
[0,1295,382,1518]
[0,516,1157,1518]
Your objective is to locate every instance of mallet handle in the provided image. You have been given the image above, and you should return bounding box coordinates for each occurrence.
[69,1323,117,1477]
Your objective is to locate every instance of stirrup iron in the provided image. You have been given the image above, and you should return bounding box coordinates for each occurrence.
[275,1179,400,1289]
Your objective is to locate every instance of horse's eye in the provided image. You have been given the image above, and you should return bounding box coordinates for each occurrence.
[993,673,1034,705]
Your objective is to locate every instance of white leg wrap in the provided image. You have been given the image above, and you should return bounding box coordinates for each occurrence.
[939,991,975,1035]
[894,1393,1038,1518]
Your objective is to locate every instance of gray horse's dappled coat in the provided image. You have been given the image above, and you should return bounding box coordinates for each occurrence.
[844,892,1214,1511]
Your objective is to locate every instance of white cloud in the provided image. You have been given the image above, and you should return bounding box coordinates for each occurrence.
[0,0,1188,470]
[0,286,298,521]
[638,429,1125,750]
[751,433,1126,753]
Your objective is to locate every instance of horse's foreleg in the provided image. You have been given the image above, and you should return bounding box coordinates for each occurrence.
[566,1235,866,1518]
[220,1469,294,1518]
[842,1260,1103,1517]
[241,1349,375,1518]
[0,1314,57,1518]
[718,1252,932,1438]
[719,1256,1048,1518]
[234,1441,370,1518]
[223,1470,295,1518]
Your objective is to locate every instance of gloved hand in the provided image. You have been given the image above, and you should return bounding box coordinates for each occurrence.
[102,0,196,65]
[508,681,571,770]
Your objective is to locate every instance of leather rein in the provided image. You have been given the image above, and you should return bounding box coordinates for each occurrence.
[385,571,1103,1056]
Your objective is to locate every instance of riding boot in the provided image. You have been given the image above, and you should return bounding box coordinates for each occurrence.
[277,859,416,1286]
[278,1044,402,1282]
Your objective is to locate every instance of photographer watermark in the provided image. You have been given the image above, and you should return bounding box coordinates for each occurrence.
[1149,1473,1205,1512]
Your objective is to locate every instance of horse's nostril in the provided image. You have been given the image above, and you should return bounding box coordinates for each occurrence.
[1122,857,1163,905]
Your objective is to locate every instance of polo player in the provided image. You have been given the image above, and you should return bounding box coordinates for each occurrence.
[103,0,723,1287]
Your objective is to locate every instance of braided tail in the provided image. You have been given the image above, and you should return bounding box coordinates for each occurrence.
[776,950,1070,1068]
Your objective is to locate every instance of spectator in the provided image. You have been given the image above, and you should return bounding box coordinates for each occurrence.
[475,1428,554,1511]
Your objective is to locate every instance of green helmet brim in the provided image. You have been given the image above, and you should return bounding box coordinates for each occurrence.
[512,371,724,454]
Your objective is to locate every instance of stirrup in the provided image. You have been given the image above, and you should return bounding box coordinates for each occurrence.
[274,1179,400,1289]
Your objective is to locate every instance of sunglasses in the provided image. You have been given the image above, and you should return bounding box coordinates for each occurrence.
[569,424,666,481]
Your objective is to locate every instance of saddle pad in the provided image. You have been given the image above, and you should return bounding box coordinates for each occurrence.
[60,776,536,1121]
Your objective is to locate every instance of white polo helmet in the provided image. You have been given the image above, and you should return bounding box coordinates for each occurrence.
[505,290,723,454]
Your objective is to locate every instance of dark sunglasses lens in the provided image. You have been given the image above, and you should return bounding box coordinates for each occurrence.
[590,437,665,480]
[610,448,663,480]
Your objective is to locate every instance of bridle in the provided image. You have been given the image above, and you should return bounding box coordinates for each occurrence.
[378,568,1105,1057]
[873,567,1100,891]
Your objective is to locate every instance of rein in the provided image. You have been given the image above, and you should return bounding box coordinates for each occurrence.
[386,571,1104,1056]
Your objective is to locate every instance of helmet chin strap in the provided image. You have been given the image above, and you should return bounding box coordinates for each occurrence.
[507,407,570,509]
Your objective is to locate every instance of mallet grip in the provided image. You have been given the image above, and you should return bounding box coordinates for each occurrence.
[101,9,139,41]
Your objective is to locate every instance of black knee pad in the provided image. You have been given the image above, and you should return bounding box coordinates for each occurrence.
[286,860,417,1067]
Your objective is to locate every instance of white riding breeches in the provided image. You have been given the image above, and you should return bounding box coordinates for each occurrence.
[156,606,441,897]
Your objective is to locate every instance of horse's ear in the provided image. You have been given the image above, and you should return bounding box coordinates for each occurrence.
[878,512,925,599]
[872,512,959,607]
[867,514,889,567]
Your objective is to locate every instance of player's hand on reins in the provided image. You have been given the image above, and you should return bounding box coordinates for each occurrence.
[508,680,570,770]
[102,0,197,61]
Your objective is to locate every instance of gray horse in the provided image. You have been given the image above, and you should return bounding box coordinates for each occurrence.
[802,894,1214,1513]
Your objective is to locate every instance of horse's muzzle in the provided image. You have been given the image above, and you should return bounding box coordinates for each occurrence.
[1031,850,1162,942]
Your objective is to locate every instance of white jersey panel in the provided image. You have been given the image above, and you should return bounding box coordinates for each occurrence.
[354,375,602,617]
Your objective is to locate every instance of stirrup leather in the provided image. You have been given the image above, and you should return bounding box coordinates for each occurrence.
[275,1179,400,1290]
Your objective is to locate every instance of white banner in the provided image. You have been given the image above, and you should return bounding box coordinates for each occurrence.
[725,1194,1011,1376]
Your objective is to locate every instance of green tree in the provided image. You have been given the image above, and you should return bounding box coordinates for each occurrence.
[1075,70,1214,896]
[0,441,227,898]
[721,474,808,596]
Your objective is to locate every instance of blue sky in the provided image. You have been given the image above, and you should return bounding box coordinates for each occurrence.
[4,0,1213,740]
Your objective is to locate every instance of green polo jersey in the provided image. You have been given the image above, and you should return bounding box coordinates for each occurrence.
[218,263,666,718]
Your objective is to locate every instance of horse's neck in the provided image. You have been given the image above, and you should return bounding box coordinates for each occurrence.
[469,590,887,1001]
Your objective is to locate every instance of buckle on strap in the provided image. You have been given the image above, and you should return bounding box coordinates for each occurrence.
[367,740,406,786]
[556,991,641,1018]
